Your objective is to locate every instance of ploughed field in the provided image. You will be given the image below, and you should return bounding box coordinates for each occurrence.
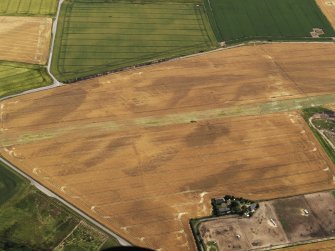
[2,43,335,250]
[51,0,217,82]
[0,16,52,64]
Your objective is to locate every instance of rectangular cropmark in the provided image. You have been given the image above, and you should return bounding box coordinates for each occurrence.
[51,0,217,82]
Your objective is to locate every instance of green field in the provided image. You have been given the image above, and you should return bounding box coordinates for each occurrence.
[0,161,119,250]
[0,162,24,207]
[0,61,52,98]
[0,0,58,16]
[205,0,335,43]
[51,0,218,82]
[54,222,119,251]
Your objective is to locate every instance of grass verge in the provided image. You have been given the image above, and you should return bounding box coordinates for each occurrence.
[301,107,335,164]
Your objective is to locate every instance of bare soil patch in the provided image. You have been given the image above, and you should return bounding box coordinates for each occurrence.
[200,202,288,250]
[281,239,335,250]
[198,191,335,250]
[0,16,52,64]
[305,192,335,235]
[272,197,325,242]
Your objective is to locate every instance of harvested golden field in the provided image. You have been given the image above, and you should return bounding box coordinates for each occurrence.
[317,0,335,30]
[1,112,335,250]
[1,43,335,250]
[0,16,52,65]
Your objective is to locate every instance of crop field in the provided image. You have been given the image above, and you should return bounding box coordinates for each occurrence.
[2,43,335,250]
[317,0,335,30]
[1,111,334,250]
[0,161,24,206]
[0,0,58,16]
[0,61,52,98]
[0,16,52,65]
[51,0,218,82]
[0,161,119,250]
[205,0,335,43]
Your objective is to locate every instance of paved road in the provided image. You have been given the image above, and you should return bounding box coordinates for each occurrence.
[0,156,132,246]
[0,0,64,103]
[47,0,64,87]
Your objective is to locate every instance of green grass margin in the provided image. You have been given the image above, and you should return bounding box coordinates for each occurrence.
[301,107,335,164]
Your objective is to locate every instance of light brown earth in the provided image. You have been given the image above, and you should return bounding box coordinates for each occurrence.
[199,202,288,250]
[0,16,52,65]
[317,0,335,31]
[305,192,335,235]
[281,239,335,250]
[198,191,335,251]
[1,43,335,250]
[273,197,325,242]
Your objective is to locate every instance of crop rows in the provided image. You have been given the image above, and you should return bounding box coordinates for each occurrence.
[51,0,217,82]
[0,61,52,98]
[0,0,58,16]
[205,0,335,43]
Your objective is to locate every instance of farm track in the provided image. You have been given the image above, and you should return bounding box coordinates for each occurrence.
[47,0,64,87]
[2,42,335,250]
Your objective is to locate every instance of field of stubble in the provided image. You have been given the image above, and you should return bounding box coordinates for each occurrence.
[1,43,335,250]
[0,16,52,64]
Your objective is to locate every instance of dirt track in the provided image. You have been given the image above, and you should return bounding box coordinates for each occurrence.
[0,16,52,65]
[1,43,335,250]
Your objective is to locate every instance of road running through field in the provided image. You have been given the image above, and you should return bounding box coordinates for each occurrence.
[0,0,132,246]
[0,156,132,246]
[47,0,64,86]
